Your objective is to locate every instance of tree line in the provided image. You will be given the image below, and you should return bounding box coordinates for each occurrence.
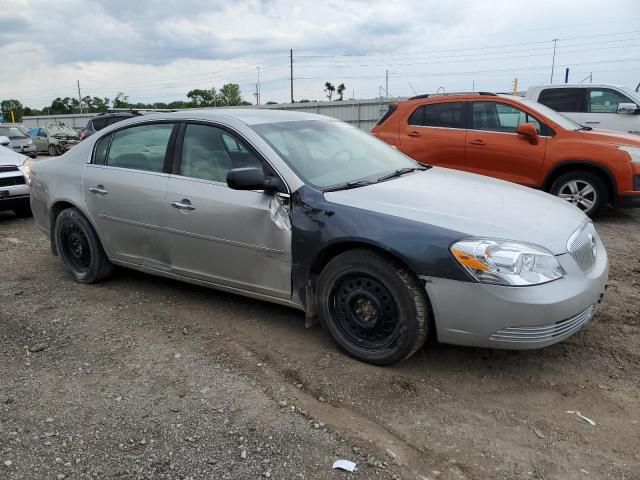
[1,81,347,122]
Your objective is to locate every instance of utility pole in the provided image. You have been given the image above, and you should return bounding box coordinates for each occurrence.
[290,49,294,103]
[512,78,518,95]
[76,80,83,113]
[472,80,475,92]
[550,38,559,84]
[385,70,389,98]
[255,66,261,106]
[565,68,570,84]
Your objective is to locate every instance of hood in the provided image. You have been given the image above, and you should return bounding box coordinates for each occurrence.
[324,167,587,255]
[0,146,27,166]
[45,121,79,139]
[579,128,640,146]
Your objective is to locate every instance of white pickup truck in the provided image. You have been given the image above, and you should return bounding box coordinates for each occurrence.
[525,84,640,135]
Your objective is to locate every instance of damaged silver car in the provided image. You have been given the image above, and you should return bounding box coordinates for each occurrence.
[29,110,608,365]
[31,121,80,156]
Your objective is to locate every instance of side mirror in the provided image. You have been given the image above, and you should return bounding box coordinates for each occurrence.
[617,102,639,114]
[516,123,539,144]
[0,136,11,147]
[226,167,286,193]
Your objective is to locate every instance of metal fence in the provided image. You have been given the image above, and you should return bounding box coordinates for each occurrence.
[21,98,399,131]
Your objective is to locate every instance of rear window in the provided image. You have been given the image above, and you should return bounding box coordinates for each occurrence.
[107,115,131,126]
[376,103,398,126]
[409,102,464,129]
[537,88,583,112]
[91,117,108,130]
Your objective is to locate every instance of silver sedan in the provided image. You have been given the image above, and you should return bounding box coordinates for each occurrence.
[29,109,608,365]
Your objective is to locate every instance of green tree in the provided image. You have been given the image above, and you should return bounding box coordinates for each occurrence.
[218,83,244,106]
[324,82,335,100]
[1,99,24,122]
[337,83,346,101]
[50,97,74,114]
[113,92,130,108]
[186,88,218,107]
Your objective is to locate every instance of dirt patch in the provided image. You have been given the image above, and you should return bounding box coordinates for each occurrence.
[0,207,639,480]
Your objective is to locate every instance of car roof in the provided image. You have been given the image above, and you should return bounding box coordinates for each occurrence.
[528,83,627,90]
[134,108,331,126]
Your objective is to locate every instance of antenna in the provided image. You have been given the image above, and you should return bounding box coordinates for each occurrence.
[408,82,417,95]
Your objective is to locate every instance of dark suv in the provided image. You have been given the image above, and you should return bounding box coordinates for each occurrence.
[80,112,141,141]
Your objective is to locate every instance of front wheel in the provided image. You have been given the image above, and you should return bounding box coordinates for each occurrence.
[550,170,608,218]
[53,208,115,283]
[317,249,430,365]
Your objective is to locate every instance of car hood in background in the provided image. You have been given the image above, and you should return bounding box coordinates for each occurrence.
[0,146,27,166]
[45,121,80,139]
[324,167,586,255]
[579,129,640,146]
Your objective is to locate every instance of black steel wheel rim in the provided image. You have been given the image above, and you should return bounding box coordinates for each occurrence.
[329,274,400,351]
[60,221,91,272]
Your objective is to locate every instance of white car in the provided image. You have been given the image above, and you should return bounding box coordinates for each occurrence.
[0,137,32,216]
[526,84,640,135]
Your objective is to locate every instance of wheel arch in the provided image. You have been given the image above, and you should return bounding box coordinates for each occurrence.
[543,161,617,201]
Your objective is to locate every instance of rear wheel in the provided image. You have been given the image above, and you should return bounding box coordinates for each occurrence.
[48,144,60,156]
[550,170,608,218]
[53,208,114,283]
[317,249,429,365]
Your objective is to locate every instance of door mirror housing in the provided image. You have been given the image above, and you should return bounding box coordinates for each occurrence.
[617,102,639,114]
[516,123,539,144]
[226,167,286,193]
[0,136,10,147]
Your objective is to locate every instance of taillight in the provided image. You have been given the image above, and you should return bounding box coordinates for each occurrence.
[80,131,88,140]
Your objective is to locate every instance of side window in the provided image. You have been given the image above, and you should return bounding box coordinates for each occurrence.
[106,123,173,172]
[472,102,542,134]
[180,124,263,183]
[93,134,111,165]
[537,88,583,112]
[92,117,108,131]
[409,103,464,128]
[588,88,633,113]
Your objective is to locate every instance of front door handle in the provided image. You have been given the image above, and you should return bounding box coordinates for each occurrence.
[89,185,108,195]
[584,121,600,125]
[407,131,421,137]
[171,199,196,211]
[469,139,487,145]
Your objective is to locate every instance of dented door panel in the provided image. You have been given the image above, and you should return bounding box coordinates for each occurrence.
[163,175,292,299]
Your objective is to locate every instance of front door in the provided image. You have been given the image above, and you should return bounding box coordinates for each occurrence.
[33,128,48,152]
[466,101,547,187]
[582,87,640,134]
[163,122,291,299]
[399,101,467,170]
[83,122,176,268]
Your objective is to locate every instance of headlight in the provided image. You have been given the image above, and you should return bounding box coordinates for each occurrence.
[450,239,564,286]
[20,158,32,186]
[618,146,640,164]
[26,138,33,145]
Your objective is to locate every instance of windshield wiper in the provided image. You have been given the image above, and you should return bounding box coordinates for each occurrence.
[323,179,374,192]
[376,166,427,183]
[578,125,593,131]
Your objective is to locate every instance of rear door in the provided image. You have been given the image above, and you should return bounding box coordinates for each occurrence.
[398,101,466,170]
[82,122,177,268]
[582,87,639,133]
[163,122,291,299]
[466,101,547,187]
[536,88,583,125]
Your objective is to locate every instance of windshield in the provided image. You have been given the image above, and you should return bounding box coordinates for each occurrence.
[518,98,583,131]
[620,86,640,105]
[251,120,418,188]
[0,127,27,140]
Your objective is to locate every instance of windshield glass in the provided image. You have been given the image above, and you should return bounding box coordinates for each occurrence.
[0,127,27,140]
[518,98,583,131]
[251,120,418,188]
[620,87,640,105]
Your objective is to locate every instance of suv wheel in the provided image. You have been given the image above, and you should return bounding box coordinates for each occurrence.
[550,170,608,218]
[316,249,429,365]
[48,144,58,156]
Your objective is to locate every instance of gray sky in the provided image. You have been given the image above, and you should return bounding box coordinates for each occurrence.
[1,0,639,108]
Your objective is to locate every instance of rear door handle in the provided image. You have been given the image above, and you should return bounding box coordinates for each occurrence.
[171,199,196,211]
[469,139,486,145]
[89,185,108,195]
[407,131,421,137]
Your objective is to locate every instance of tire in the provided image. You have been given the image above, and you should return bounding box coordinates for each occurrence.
[53,208,114,283]
[13,204,32,218]
[316,249,429,365]
[47,144,57,156]
[549,170,609,218]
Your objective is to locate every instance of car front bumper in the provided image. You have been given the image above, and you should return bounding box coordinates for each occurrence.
[423,247,608,349]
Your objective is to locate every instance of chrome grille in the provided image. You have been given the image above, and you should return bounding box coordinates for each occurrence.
[567,222,598,273]
[0,165,19,173]
[490,305,594,343]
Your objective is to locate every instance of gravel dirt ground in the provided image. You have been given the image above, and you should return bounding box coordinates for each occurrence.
[0,207,639,480]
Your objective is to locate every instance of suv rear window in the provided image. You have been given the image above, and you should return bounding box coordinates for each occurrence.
[91,117,108,130]
[376,103,398,126]
[408,102,464,129]
[537,88,583,112]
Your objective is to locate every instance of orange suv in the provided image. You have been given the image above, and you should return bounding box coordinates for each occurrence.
[372,92,640,217]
